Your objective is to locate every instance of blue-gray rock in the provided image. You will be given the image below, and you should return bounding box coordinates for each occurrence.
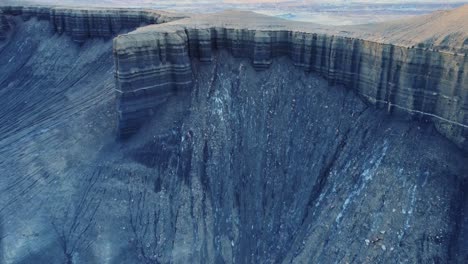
[0,5,467,264]
[113,10,468,150]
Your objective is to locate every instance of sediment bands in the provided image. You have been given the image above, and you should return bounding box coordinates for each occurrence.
[1,6,466,150]
[0,5,184,42]
[114,26,468,150]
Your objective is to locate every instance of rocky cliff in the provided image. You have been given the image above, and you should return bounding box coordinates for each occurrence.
[2,6,466,149]
[0,5,185,42]
[1,8,467,264]
[114,10,468,150]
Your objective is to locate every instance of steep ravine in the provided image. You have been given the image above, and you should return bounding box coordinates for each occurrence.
[0,7,467,264]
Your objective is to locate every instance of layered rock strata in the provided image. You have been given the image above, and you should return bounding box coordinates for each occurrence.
[1,6,466,149]
[1,18,467,263]
[114,30,193,136]
[0,5,185,42]
[114,18,468,150]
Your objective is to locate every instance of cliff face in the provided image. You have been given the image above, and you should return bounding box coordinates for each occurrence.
[114,30,193,136]
[114,15,468,150]
[3,6,465,149]
[0,5,185,42]
[1,9,467,264]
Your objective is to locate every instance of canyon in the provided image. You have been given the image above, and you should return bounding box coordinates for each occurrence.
[0,4,467,264]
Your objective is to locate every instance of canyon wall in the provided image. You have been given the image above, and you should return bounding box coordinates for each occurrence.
[1,6,466,150]
[1,17,467,263]
[0,5,185,42]
[114,25,468,150]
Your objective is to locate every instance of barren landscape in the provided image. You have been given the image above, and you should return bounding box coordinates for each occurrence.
[0,3,467,264]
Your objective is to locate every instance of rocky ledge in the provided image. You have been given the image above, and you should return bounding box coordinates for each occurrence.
[114,10,468,150]
[0,5,186,42]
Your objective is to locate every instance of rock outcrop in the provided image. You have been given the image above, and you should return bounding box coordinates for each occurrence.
[114,30,193,136]
[0,5,185,42]
[114,11,468,150]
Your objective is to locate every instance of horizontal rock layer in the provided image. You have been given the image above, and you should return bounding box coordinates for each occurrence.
[1,6,466,150]
[114,25,468,150]
[0,5,185,42]
[114,30,192,136]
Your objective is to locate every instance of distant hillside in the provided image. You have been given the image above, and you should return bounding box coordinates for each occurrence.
[348,4,468,53]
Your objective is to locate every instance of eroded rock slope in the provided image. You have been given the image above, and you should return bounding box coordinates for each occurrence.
[0,5,467,264]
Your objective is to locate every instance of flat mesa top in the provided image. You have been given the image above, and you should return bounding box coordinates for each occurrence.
[2,4,467,52]
[0,5,187,20]
[131,10,336,34]
[127,5,468,52]
[349,4,468,51]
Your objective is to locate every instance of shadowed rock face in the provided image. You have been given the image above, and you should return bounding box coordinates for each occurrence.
[0,6,467,264]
